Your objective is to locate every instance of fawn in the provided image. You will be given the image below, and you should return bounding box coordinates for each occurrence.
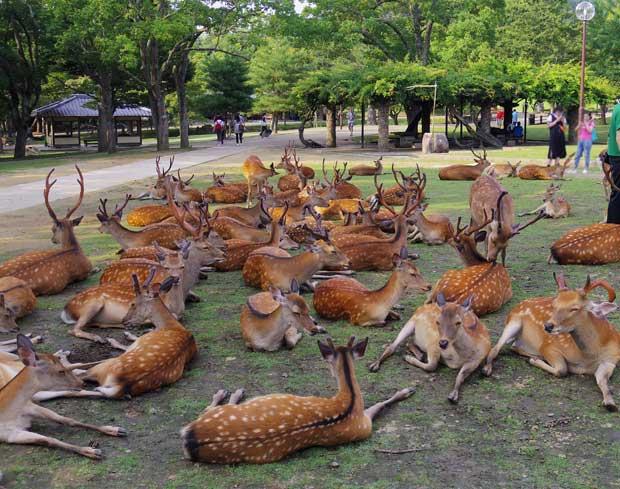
[0,278,36,333]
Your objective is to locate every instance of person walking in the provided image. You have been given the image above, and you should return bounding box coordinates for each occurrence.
[260,115,269,138]
[511,108,518,128]
[607,100,620,224]
[213,116,225,145]
[234,114,245,145]
[347,109,355,137]
[571,112,596,174]
[547,107,567,167]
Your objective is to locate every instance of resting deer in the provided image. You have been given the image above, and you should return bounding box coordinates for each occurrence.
[313,247,430,326]
[174,169,202,203]
[519,183,570,219]
[0,278,36,333]
[241,281,325,351]
[126,204,173,227]
[141,155,175,199]
[242,240,350,292]
[80,277,197,398]
[408,204,453,245]
[438,147,490,181]
[369,294,490,403]
[517,154,574,180]
[484,273,620,411]
[320,160,362,199]
[97,194,188,250]
[549,223,620,265]
[484,161,521,179]
[180,336,414,464]
[0,335,126,459]
[276,145,314,191]
[242,155,278,205]
[214,193,273,227]
[204,172,248,204]
[0,166,92,295]
[377,164,426,206]
[348,157,383,177]
[271,184,331,223]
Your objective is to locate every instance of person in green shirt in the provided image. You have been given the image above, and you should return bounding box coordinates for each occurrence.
[607,100,620,223]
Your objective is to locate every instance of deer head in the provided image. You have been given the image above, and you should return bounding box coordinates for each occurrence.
[212,172,226,186]
[149,156,175,199]
[435,293,475,351]
[393,246,431,292]
[309,240,350,269]
[123,270,179,327]
[96,194,132,231]
[0,294,18,332]
[470,145,490,167]
[544,273,618,334]
[318,336,368,379]
[44,166,85,245]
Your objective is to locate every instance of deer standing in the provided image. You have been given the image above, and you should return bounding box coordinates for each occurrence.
[549,223,620,265]
[0,278,36,333]
[517,154,574,180]
[438,147,490,181]
[180,337,414,464]
[241,281,325,351]
[313,247,430,326]
[519,183,570,219]
[348,157,383,177]
[484,273,620,411]
[0,166,92,295]
[0,335,126,458]
[242,155,278,205]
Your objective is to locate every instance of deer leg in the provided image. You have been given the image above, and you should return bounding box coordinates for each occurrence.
[404,347,440,372]
[364,386,416,420]
[5,429,103,459]
[529,352,567,377]
[33,390,105,402]
[284,326,303,349]
[246,181,252,207]
[483,319,522,376]
[447,360,480,404]
[107,338,130,351]
[386,310,401,321]
[369,317,416,372]
[69,303,107,344]
[406,343,426,361]
[228,389,245,405]
[595,362,618,412]
[27,403,127,437]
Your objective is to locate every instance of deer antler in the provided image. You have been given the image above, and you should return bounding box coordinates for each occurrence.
[64,165,85,219]
[113,194,132,218]
[583,276,617,302]
[43,168,59,223]
[278,202,289,225]
[373,175,397,216]
[143,267,157,289]
[553,271,569,291]
[496,192,509,231]
[321,159,331,186]
[166,180,198,237]
[514,209,546,234]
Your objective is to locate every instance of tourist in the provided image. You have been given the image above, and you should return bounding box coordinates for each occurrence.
[607,100,620,224]
[511,108,518,127]
[260,115,269,138]
[546,107,567,167]
[347,109,355,136]
[513,122,523,139]
[571,112,596,174]
[234,114,244,145]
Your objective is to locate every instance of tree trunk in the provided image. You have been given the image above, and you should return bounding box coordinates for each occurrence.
[141,38,169,151]
[567,106,579,144]
[98,73,116,153]
[421,101,432,134]
[326,106,337,147]
[477,102,493,137]
[502,100,514,133]
[174,53,190,149]
[404,102,423,136]
[600,103,607,125]
[390,107,399,126]
[367,106,377,125]
[13,124,27,159]
[271,113,279,133]
[298,118,323,148]
[377,101,390,151]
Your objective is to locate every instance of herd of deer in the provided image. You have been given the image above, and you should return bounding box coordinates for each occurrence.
[1,143,620,465]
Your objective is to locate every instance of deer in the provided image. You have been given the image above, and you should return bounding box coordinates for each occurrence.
[438,147,490,181]
[0,166,92,295]
[549,223,620,265]
[270,184,331,223]
[348,157,383,177]
[483,273,620,411]
[369,294,490,403]
[0,335,126,459]
[204,172,248,204]
[242,239,350,292]
[377,164,426,206]
[242,155,278,205]
[240,281,325,351]
[320,160,362,199]
[313,247,431,326]
[174,169,202,203]
[140,155,175,200]
[79,276,197,398]
[0,278,36,333]
[484,161,521,179]
[276,145,314,191]
[126,204,173,227]
[97,194,189,250]
[407,204,453,245]
[180,336,415,464]
[519,183,570,219]
[517,154,574,180]
[213,192,273,227]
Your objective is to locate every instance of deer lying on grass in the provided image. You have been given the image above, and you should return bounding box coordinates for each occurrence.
[519,183,570,219]
[174,169,202,203]
[242,155,278,205]
[549,223,620,265]
[408,204,453,245]
[517,154,574,180]
[313,247,430,326]
[241,281,325,351]
[348,157,383,177]
[484,273,620,411]
[214,193,273,227]
[320,160,362,199]
[0,166,92,295]
[438,147,490,181]
[141,156,175,200]
[97,194,188,250]
[0,335,126,459]
[180,336,414,464]
[80,277,197,398]
[270,185,331,223]
[204,172,248,204]
[243,239,350,292]
[378,164,426,206]
[276,146,314,191]
[484,161,521,179]
[369,294,490,403]
[0,278,36,333]
[126,204,173,227]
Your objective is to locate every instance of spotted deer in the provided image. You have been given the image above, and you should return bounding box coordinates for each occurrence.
[80,277,197,398]
[276,146,314,191]
[374,164,426,206]
[484,273,620,411]
[126,204,173,227]
[214,193,273,227]
[204,172,248,204]
[140,155,175,200]
[270,185,331,223]
[549,223,620,265]
[519,183,570,219]
[408,204,453,245]
[241,281,325,351]
[242,155,278,205]
[321,160,362,200]
[0,278,36,333]
[369,294,490,403]
[0,335,126,459]
[174,169,202,203]
[348,157,383,177]
[484,161,521,179]
[180,337,414,464]
[438,147,490,181]
[0,166,92,295]
[313,247,431,326]
[517,154,574,180]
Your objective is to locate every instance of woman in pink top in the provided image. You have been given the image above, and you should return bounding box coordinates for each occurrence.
[573,112,595,174]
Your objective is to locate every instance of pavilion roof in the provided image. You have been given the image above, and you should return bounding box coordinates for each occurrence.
[32,94,151,118]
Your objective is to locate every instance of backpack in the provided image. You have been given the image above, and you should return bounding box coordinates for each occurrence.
[214,120,223,131]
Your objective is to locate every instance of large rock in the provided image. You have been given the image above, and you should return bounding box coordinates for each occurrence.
[422,133,449,154]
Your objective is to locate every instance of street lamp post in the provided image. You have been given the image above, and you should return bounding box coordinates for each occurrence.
[575,1,596,122]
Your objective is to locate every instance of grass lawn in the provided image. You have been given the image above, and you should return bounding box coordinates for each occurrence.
[0,157,618,489]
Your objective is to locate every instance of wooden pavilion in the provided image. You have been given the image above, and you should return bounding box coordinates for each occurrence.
[32,94,151,148]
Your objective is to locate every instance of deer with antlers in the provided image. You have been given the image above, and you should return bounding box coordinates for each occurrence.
[519,183,570,219]
[348,157,384,177]
[270,184,331,223]
[213,192,273,228]
[242,155,278,205]
[172,169,202,203]
[0,166,92,295]
[181,337,414,464]
[140,155,176,200]
[276,145,314,191]
[241,280,325,351]
[126,204,173,227]
[204,172,248,204]
[369,294,490,403]
[320,160,362,200]
[517,154,574,180]
[0,278,36,333]
[376,164,426,206]
[313,247,431,326]
[484,273,620,411]
[438,147,491,181]
[0,335,126,459]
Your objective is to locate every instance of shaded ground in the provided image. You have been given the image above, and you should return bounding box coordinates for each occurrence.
[0,152,619,489]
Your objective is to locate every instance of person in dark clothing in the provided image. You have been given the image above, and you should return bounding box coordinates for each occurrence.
[547,107,567,167]
[234,115,244,144]
[606,101,620,224]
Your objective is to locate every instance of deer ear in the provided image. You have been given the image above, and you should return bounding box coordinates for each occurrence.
[461,294,475,311]
[96,213,107,223]
[0,293,4,308]
[318,339,336,361]
[474,230,487,242]
[588,301,619,318]
[392,254,402,267]
[436,292,446,307]
[71,216,84,227]
[159,276,177,294]
[17,334,37,367]
[351,337,369,359]
[290,278,300,294]
[270,287,286,303]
